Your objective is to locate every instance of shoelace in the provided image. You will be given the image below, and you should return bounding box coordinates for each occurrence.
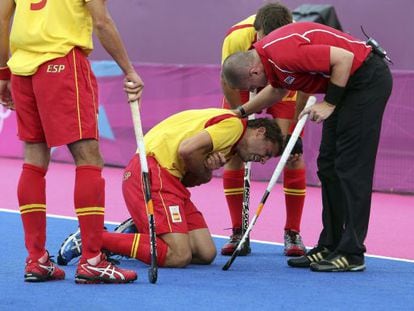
[286,232,297,243]
[104,251,121,265]
[229,234,242,243]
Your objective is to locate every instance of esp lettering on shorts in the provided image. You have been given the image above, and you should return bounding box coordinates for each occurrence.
[47,64,65,73]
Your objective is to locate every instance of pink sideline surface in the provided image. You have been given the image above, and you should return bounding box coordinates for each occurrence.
[1,157,413,260]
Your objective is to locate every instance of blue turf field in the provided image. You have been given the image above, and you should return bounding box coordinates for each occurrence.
[1,210,413,311]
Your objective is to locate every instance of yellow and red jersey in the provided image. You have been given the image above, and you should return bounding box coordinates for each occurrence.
[8,0,94,75]
[143,108,246,179]
[222,15,297,106]
[222,15,257,64]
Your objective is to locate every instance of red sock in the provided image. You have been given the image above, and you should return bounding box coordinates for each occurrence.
[74,165,105,260]
[283,168,306,232]
[18,164,47,261]
[223,169,244,228]
[102,231,168,266]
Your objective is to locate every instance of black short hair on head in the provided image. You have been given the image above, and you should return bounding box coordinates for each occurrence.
[253,2,292,35]
[247,118,284,155]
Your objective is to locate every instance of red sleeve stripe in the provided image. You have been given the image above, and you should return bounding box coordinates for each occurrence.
[204,114,238,128]
[226,23,254,36]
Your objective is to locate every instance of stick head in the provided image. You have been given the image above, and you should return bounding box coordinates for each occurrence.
[222,248,241,271]
[148,267,158,284]
[222,260,232,271]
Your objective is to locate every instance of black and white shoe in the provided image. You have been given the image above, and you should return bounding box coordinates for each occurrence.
[310,253,365,272]
[57,228,82,266]
[287,245,330,268]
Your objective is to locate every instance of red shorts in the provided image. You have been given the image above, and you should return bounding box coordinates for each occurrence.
[221,90,295,120]
[11,48,99,147]
[122,156,208,235]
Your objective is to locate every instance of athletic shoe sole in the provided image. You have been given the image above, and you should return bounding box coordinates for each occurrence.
[75,275,137,284]
[284,247,306,257]
[310,263,366,272]
[24,273,65,282]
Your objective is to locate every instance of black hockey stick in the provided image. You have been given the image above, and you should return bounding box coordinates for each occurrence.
[128,87,158,283]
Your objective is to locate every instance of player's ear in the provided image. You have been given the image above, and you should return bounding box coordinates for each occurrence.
[256,29,265,40]
[248,67,256,77]
[249,66,260,77]
[256,126,266,136]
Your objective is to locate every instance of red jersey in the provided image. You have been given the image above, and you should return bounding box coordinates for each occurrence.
[254,22,372,93]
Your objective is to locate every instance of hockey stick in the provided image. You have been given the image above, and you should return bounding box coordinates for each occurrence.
[128,87,158,284]
[241,91,256,252]
[222,95,316,271]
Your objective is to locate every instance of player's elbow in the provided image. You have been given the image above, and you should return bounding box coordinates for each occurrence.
[331,47,354,69]
[341,50,354,66]
[178,145,191,162]
[93,15,113,32]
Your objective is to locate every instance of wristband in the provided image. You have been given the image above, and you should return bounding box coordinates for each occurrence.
[237,105,247,118]
[324,81,345,106]
[0,66,11,80]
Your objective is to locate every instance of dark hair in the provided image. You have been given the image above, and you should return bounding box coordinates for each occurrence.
[247,118,284,155]
[253,2,292,35]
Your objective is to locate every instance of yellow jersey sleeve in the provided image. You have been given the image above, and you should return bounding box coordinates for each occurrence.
[204,117,244,160]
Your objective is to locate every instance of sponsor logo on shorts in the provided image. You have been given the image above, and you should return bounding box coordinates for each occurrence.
[47,64,65,73]
[123,171,132,181]
[169,205,182,223]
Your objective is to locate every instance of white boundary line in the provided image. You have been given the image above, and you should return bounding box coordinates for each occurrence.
[2,208,413,264]
[212,233,414,264]
[0,208,121,226]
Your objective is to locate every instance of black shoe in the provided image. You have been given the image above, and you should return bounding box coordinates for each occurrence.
[287,245,330,268]
[310,253,365,272]
[221,228,251,256]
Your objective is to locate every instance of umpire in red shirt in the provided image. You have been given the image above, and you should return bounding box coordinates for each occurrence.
[221,21,393,272]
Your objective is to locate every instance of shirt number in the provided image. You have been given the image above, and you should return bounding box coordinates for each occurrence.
[30,0,47,10]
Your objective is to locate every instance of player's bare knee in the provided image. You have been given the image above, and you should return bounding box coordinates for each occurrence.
[166,248,192,268]
[198,248,217,265]
[175,249,192,267]
[24,142,50,169]
[68,139,103,167]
